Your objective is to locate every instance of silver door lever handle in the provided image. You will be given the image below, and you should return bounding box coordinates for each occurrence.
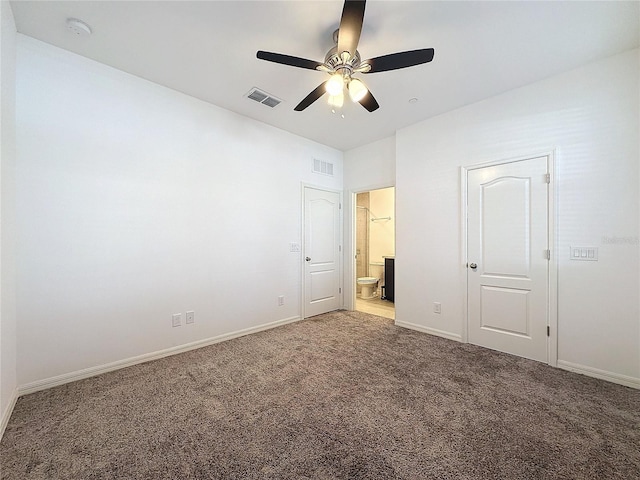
[469,263,477,269]
[306,257,311,262]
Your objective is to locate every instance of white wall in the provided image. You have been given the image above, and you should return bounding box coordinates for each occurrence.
[343,136,395,308]
[15,36,342,387]
[396,49,639,385]
[9,29,639,400]
[344,136,396,192]
[0,0,17,434]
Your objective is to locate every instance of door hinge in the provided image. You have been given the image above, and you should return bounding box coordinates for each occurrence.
[339,287,342,294]
[544,173,551,184]
[339,203,342,209]
[545,249,551,260]
[339,245,342,252]
[547,326,550,336]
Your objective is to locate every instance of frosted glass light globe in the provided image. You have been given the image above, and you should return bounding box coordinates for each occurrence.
[328,92,344,108]
[348,78,368,102]
[326,73,344,96]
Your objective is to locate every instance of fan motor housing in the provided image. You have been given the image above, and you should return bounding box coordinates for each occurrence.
[324,46,361,73]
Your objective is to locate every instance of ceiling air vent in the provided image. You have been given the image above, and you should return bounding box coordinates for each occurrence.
[245,88,282,108]
[313,159,334,176]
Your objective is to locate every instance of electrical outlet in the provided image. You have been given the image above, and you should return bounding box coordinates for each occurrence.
[186,311,195,324]
[278,295,285,306]
[433,302,441,314]
[172,313,182,327]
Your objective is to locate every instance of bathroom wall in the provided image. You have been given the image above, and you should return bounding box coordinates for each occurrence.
[367,187,395,293]
[368,187,395,264]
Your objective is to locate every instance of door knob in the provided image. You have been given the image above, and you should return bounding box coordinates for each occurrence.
[306,257,311,262]
[469,263,477,270]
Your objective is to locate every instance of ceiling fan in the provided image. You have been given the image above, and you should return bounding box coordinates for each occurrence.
[256,0,434,113]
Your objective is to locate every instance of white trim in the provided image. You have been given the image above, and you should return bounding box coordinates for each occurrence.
[459,166,469,343]
[557,360,640,390]
[547,151,559,367]
[0,388,18,441]
[461,150,558,366]
[395,320,463,342]
[350,182,396,195]
[348,189,357,312]
[462,149,558,171]
[18,316,301,396]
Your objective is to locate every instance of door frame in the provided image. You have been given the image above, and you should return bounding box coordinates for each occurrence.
[460,151,558,366]
[301,183,344,320]
[347,183,395,312]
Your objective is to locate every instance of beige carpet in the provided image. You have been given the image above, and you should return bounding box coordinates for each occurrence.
[1,310,639,479]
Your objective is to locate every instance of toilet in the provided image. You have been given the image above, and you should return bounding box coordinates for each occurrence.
[357,277,379,299]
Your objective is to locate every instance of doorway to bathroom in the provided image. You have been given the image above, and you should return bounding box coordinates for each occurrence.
[355,187,395,320]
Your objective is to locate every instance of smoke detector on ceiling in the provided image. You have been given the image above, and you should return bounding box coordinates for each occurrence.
[66,18,92,37]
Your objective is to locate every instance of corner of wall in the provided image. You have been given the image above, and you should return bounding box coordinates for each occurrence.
[0,0,19,438]
[0,388,18,440]
[343,135,397,311]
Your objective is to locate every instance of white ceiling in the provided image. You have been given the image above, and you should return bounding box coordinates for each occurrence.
[10,1,640,151]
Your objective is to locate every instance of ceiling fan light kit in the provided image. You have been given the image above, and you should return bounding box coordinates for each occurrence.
[348,78,368,102]
[256,0,434,113]
[326,73,345,96]
[328,93,345,108]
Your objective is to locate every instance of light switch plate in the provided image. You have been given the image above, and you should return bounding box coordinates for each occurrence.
[570,246,598,261]
[186,311,195,324]
[172,313,182,327]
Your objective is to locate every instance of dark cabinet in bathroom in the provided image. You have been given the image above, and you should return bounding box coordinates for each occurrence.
[384,257,395,302]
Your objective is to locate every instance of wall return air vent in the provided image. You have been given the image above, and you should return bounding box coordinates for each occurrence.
[245,88,282,108]
[313,158,334,176]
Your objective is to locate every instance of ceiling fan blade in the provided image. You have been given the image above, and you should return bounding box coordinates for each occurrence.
[294,82,328,111]
[257,51,323,71]
[337,0,366,61]
[362,48,435,73]
[358,90,379,112]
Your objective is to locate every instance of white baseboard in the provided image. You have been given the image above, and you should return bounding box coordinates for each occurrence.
[0,388,18,441]
[557,360,640,390]
[18,316,301,396]
[395,320,463,342]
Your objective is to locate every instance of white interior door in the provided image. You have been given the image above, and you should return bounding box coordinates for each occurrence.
[304,187,342,318]
[467,156,549,362]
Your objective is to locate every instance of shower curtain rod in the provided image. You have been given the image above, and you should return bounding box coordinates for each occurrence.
[356,206,391,222]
